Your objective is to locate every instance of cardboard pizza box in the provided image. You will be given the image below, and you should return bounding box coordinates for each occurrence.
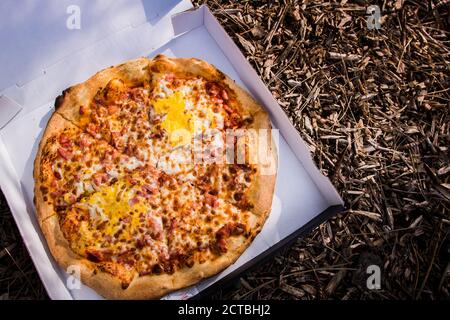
[0,0,344,300]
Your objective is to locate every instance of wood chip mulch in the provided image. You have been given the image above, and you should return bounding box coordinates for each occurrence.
[193,0,449,300]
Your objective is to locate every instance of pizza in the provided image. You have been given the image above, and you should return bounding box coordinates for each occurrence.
[34,55,277,299]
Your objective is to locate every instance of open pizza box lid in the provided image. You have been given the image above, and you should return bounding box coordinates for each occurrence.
[0,0,344,300]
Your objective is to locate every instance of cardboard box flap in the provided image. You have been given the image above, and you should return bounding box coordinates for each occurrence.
[0,0,183,92]
[0,0,193,124]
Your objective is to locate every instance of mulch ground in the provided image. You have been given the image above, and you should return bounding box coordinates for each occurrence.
[0,0,448,300]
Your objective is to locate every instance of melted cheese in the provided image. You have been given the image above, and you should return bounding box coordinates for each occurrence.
[152,81,225,147]
[153,92,192,146]
[51,75,254,276]
[120,157,144,171]
[81,182,146,236]
[158,146,193,174]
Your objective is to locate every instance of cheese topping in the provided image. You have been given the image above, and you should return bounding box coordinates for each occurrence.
[153,91,193,146]
[151,78,227,148]
[42,72,256,281]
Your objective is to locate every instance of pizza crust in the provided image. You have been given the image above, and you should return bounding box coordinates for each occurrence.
[41,215,174,299]
[34,55,277,299]
[34,113,80,222]
[226,77,278,219]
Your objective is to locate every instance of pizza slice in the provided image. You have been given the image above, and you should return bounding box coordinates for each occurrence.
[40,164,261,296]
[53,59,164,162]
[34,113,153,222]
[153,109,276,212]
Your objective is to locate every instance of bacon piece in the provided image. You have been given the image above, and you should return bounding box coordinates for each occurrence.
[50,189,63,198]
[168,218,178,235]
[233,192,244,201]
[122,216,131,224]
[215,222,246,253]
[222,104,234,115]
[129,197,140,206]
[79,134,91,148]
[110,131,121,149]
[129,88,149,107]
[64,193,76,205]
[135,237,145,249]
[79,105,87,115]
[215,237,227,253]
[150,130,164,139]
[164,73,175,82]
[97,106,109,117]
[142,184,156,196]
[108,104,119,114]
[128,176,138,185]
[59,134,72,148]
[159,247,170,262]
[86,123,98,136]
[158,173,171,184]
[101,79,125,104]
[102,148,118,163]
[124,143,137,156]
[93,173,108,186]
[205,193,219,208]
[90,112,101,125]
[57,147,72,160]
[61,207,88,241]
[221,89,229,101]
[143,234,153,246]
[224,111,242,128]
[53,170,62,180]
[216,224,232,240]
[98,262,134,289]
[101,155,113,169]
[85,248,113,263]
[205,81,220,97]
[120,124,129,135]
[147,216,163,240]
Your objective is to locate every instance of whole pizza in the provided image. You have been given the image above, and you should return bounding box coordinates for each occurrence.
[34,55,277,299]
